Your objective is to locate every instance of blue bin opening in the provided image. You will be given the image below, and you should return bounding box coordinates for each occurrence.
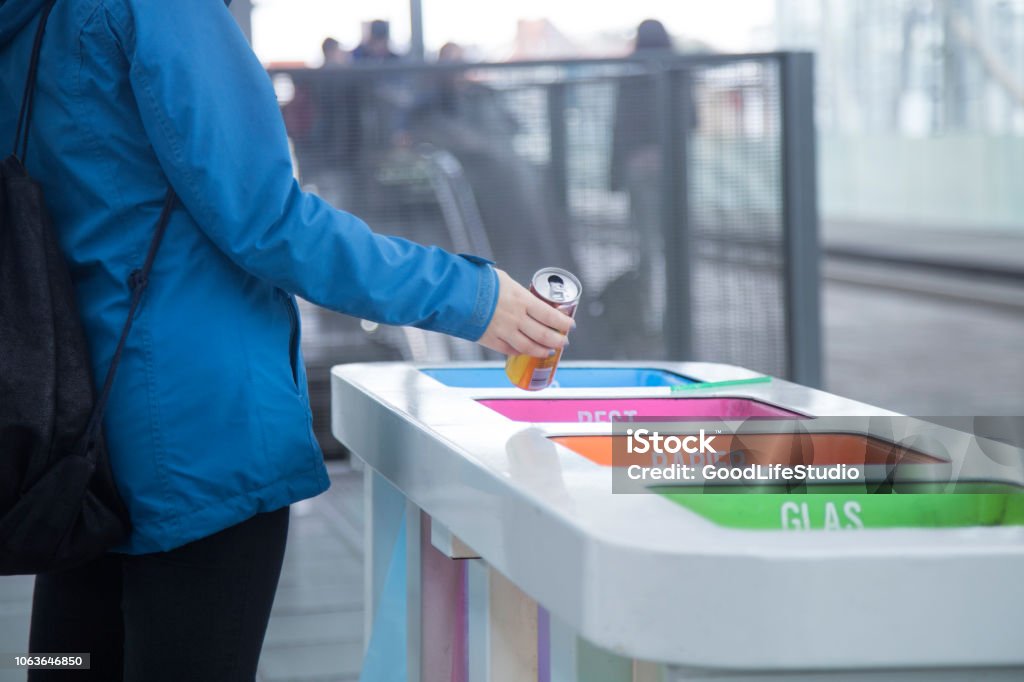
[420,367,696,388]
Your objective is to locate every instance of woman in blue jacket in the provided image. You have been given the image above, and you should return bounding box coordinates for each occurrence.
[0,1,572,679]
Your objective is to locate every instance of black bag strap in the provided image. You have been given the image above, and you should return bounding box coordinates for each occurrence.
[12,1,178,463]
[12,0,56,161]
[77,188,176,462]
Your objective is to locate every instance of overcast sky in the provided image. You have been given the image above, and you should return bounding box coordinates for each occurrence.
[252,0,777,64]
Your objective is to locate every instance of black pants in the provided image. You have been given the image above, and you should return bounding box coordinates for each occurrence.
[28,506,290,682]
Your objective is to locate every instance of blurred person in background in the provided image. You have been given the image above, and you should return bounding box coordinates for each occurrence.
[610,18,674,194]
[320,36,349,68]
[0,1,572,680]
[352,19,400,62]
[605,18,689,356]
[391,41,467,146]
[401,41,468,124]
[438,40,465,62]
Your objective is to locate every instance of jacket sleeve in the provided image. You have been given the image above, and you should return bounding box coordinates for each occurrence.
[106,0,497,340]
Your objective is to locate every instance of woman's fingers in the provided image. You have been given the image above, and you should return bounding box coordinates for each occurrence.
[518,315,569,352]
[526,296,574,336]
[505,330,555,359]
[478,268,576,358]
[488,337,517,356]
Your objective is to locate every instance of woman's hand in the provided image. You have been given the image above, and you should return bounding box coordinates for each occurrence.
[478,269,575,357]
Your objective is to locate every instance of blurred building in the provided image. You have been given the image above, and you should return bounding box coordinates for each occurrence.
[776,0,1024,232]
[507,19,579,60]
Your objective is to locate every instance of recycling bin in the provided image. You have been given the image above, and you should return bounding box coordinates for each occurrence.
[331,362,1024,682]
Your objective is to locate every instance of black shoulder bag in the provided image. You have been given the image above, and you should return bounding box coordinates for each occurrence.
[0,0,176,574]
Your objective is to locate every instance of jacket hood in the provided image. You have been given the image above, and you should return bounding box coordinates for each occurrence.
[0,0,50,48]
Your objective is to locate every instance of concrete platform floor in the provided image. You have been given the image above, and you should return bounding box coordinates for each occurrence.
[822,262,1024,417]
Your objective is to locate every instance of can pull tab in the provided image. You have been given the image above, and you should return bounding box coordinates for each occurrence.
[547,274,565,301]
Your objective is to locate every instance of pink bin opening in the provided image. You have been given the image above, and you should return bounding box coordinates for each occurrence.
[477,397,802,423]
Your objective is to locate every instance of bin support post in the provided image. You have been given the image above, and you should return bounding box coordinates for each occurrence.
[405,502,423,681]
[363,466,407,653]
[419,513,470,682]
[467,560,540,681]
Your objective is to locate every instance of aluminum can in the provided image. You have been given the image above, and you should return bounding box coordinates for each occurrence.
[504,267,581,391]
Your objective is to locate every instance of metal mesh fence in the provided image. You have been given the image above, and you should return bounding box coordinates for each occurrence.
[269,55,817,456]
[688,59,787,380]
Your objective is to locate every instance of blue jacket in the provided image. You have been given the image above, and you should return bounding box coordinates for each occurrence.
[0,0,498,553]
